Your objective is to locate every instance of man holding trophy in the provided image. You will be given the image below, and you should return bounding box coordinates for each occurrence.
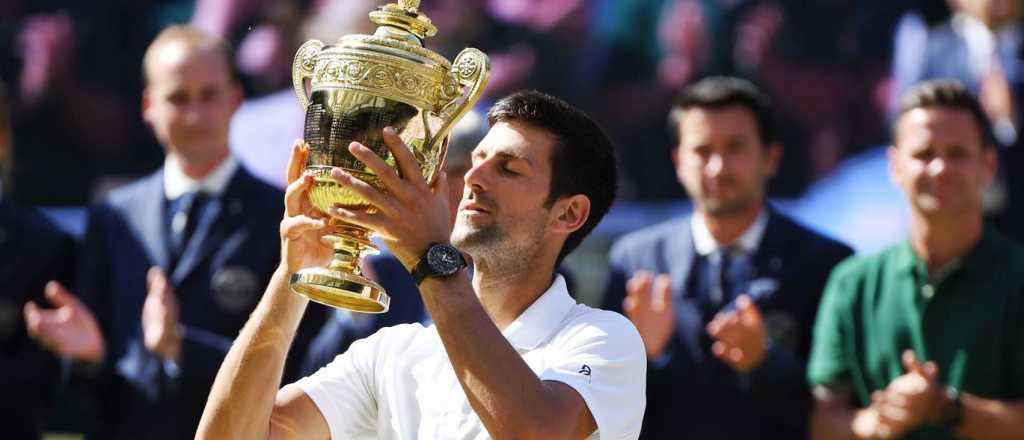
[198,2,645,439]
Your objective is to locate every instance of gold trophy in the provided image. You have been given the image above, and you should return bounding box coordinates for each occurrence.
[289,0,489,312]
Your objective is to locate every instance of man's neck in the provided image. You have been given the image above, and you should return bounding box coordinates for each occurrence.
[909,210,984,274]
[169,149,230,180]
[470,250,558,330]
[700,202,765,247]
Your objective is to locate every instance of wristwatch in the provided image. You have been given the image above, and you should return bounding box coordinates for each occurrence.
[410,243,467,285]
[938,386,964,429]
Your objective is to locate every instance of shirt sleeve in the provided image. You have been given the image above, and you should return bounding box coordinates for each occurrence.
[293,326,385,439]
[538,311,647,440]
[806,263,854,387]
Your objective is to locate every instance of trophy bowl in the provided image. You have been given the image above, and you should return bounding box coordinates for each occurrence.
[289,0,489,313]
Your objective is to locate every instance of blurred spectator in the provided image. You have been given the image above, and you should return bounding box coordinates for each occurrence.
[891,0,1024,280]
[808,80,1024,440]
[602,77,852,439]
[23,26,323,439]
[893,0,1022,146]
[5,3,175,205]
[229,0,381,188]
[0,78,76,440]
[1,204,75,440]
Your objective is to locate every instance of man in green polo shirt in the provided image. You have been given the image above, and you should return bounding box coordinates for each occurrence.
[807,79,1024,440]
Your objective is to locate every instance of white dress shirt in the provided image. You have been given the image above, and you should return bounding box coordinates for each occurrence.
[162,154,239,200]
[690,208,769,259]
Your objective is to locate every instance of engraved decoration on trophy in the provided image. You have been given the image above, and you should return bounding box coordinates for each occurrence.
[290,0,490,312]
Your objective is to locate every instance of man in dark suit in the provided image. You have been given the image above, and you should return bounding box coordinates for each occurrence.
[602,76,853,439]
[1,80,77,439]
[0,203,75,440]
[24,25,321,439]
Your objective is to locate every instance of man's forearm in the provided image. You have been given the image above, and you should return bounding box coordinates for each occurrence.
[421,274,588,439]
[810,397,878,440]
[196,267,309,440]
[957,395,1024,440]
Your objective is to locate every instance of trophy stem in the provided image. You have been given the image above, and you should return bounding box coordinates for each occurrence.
[289,219,390,313]
[324,221,379,275]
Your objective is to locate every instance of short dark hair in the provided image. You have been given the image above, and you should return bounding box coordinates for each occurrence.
[487,90,618,266]
[894,79,995,148]
[669,76,777,147]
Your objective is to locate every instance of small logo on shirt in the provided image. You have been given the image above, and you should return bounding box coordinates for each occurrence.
[579,365,591,376]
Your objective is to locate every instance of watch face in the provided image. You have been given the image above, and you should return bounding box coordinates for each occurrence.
[428,244,464,276]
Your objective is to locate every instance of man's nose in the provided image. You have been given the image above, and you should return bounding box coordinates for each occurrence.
[704,153,725,177]
[926,156,948,177]
[463,161,489,191]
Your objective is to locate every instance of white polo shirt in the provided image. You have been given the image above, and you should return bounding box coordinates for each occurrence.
[295,275,647,439]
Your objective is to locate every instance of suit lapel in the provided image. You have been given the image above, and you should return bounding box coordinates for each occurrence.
[170,169,248,285]
[121,172,170,272]
[665,216,706,361]
[663,217,696,300]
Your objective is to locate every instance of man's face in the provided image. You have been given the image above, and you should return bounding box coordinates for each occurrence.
[451,120,556,259]
[674,106,779,218]
[890,107,996,218]
[953,0,1021,27]
[143,42,240,162]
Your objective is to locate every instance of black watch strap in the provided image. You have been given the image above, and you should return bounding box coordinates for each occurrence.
[410,243,466,285]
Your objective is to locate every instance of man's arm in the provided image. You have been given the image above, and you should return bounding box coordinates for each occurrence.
[196,141,331,440]
[422,273,597,439]
[327,129,609,439]
[810,387,881,440]
[955,395,1024,439]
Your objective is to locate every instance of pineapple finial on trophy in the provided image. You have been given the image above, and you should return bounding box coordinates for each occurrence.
[370,0,436,41]
[288,0,489,313]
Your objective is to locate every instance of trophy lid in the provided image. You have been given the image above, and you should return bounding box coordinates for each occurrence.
[369,0,437,41]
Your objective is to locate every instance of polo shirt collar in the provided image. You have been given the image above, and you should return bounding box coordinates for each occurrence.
[894,225,998,280]
[502,275,575,350]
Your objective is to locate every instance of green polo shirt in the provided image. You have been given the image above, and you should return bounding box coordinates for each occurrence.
[807,226,1024,439]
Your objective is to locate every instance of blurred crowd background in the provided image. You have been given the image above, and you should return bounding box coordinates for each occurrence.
[5,0,1019,298]
[1,0,1024,437]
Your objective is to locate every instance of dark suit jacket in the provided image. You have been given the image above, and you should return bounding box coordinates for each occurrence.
[0,202,75,440]
[76,165,322,440]
[603,207,853,440]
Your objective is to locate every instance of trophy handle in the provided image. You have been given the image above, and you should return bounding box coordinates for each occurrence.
[292,39,325,109]
[433,48,490,153]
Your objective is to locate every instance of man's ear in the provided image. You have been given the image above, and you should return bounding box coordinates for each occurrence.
[550,194,591,234]
[141,88,152,124]
[763,142,783,178]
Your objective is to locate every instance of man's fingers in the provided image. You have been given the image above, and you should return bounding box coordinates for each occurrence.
[286,140,309,184]
[347,142,408,199]
[23,301,42,335]
[325,206,383,234]
[712,341,727,357]
[44,280,79,309]
[922,361,939,380]
[284,173,315,217]
[329,168,395,214]
[626,271,653,299]
[147,267,169,293]
[280,215,327,240]
[651,274,672,312]
[901,350,923,374]
[382,126,428,191]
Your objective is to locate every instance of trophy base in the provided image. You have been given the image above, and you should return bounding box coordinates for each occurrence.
[290,267,390,313]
